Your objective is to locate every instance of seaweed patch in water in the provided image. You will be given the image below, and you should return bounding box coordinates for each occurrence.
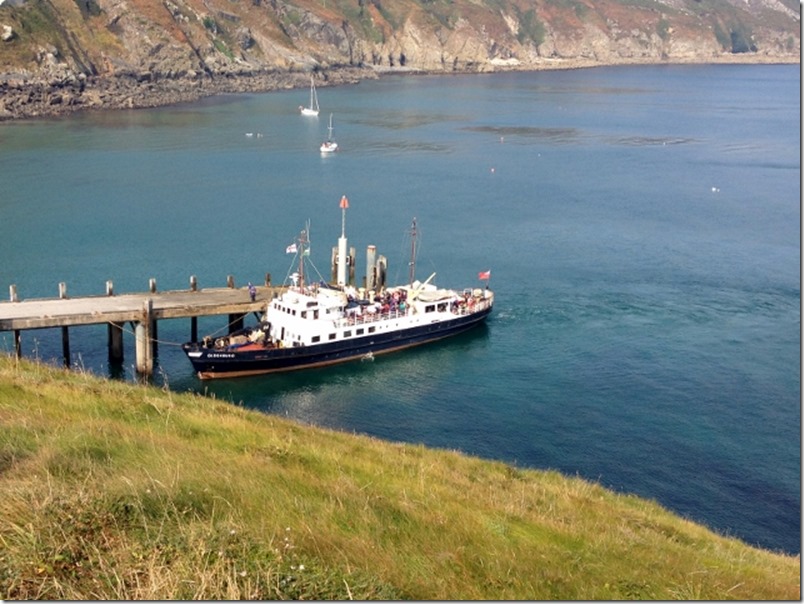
[462,125,579,143]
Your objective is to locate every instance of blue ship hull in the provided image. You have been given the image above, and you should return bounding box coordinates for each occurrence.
[182,304,491,379]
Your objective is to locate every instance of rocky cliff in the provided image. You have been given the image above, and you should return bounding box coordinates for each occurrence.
[0,0,799,119]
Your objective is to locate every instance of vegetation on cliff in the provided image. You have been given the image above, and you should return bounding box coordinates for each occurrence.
[0,355,799,599]
[0,0,799,119]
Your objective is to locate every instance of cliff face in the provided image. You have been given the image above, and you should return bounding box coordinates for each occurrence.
[0,0,799,119]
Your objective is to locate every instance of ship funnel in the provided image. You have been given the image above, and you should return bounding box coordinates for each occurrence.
[366,245,377,291]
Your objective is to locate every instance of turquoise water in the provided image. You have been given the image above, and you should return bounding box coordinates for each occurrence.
[0,64,799,554]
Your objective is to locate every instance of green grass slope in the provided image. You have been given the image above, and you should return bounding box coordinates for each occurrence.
[0,355,799,599]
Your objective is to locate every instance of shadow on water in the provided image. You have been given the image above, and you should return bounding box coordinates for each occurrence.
[183,322,492,412]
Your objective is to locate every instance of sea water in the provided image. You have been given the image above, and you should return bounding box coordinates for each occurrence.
[0,64,799,555]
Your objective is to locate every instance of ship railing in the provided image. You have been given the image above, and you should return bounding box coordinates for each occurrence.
[337,307,410,328]
[453,296,492,316]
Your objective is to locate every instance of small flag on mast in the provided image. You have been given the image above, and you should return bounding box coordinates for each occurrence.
[478,270,491,280]
[340,195,349,209]
[286,243,297,254]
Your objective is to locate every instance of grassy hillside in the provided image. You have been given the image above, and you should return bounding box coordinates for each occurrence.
[0,354,799,599]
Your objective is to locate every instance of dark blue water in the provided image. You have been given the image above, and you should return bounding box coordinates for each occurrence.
[0,64,799,555]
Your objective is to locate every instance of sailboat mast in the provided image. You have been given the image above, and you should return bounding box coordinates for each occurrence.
[408,217,417,286]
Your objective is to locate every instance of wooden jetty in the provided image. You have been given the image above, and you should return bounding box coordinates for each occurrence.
[0,276,282,376]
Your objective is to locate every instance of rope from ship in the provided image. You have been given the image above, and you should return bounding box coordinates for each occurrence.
[103,311,257,348]
[282,245,328,287]
[102,321,185,348]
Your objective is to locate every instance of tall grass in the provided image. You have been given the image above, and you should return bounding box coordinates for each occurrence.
[0,354,799,599]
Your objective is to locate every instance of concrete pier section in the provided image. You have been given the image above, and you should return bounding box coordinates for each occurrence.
[0,277,282,376]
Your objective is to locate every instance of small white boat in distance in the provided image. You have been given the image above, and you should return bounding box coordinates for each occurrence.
[300,75,319,116]
[320,113,338,153]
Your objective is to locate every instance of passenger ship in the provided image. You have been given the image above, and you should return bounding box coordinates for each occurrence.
[182,197,494,379]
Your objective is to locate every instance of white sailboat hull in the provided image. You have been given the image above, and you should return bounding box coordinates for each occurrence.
[300,76,320,116]
[320,112,337,152]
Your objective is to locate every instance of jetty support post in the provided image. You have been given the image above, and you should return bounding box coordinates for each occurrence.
[189,275,198,342]
[10,286,20,358]
[228,313,245,334]
[146,279,159,358]
[105,281,124,364]
[61,327,71,368]
[135,299,154,377]
[151,317,159,359]
[59,282,70,367]
[108,323,124,364]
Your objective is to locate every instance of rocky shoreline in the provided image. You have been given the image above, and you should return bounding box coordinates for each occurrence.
[0,65,374,122]
[0,55,797,123]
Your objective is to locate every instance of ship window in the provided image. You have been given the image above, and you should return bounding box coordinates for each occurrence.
[344,330,352,337]
[356,328,364,335]
[301,311,307,319]
[314,310,319,319]
[438,303,447,312]
[329,333,336,341]
[425,305,435,313]
[368,326,376,333]
[312,335,320,343]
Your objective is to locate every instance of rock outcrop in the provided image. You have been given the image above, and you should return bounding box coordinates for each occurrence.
[0,0,798,120]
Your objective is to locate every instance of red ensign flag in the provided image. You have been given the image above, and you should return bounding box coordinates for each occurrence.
[478,270,491,280]
[340,195,349,209]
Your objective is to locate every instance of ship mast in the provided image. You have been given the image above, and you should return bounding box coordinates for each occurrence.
[337,195,349,287]
[408,217,417,286]
[298,227,307,290]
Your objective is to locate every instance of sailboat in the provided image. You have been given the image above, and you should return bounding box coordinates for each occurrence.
[299,75,319,116]
[320,113,338,153]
